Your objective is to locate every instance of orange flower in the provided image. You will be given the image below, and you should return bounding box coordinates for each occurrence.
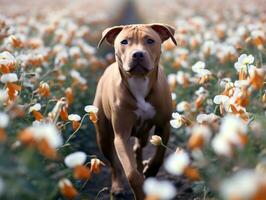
[6,82,21,101]
[167,74,177,91]
[237,132,248,146]
[32,111,43,121]
[0,51,16,73]
[37,138,57,159]
[18,128,35,145]
[188,134,204,150]
[239,69,248,80]
[9,35,23,48]
[184,166,201,181]
[73,165,91,180]
[29,103,43,121]
[65,87,74,105]
[0,128,7,142]
[251,30,265,49]
[234,89,250,107]
[188,125,211,150]
[84,105,98,124]
[68,114,81,130]
[195,96,204,109]
[60,105,69,121]
[38,82,50,97]
[18,123,62,159]
[90,158,104,174]
[162,39,176,51]
[230,104,249,122]
[145,195,160,200]
[59,179,78,199]
[253,181,266,200]
[249,68,264,90]
[222,82,235,97]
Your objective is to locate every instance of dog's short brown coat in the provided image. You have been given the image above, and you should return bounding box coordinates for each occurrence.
[94,24,176,199]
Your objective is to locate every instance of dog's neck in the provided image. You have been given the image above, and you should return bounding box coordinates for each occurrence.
[128,76,149,101]
[117,63,158,101]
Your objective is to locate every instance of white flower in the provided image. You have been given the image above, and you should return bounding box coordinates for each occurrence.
[64,151,87,168]
[176,101,190,112]
[0,73,18,83]
[213,95,229,104]
[196,69,212,77]
[234,54,254,72]
[69,46,81,57]
[219,115,247,143]
[31,123,62,148]
[195,87,209,97]
[0,89,8,102]
[70,70,87,84]
[167,74,176,85]
[0,112,9,128]
[220,78,232,88]
[220,170,260,200]
[171,93,177,101]
[68,114,81,121]
[192,61,206,73]
[212,115,247,156]
[164,151,190,175]
[0,51,16,66]
[143,178,176,200]
[251,30,265,40]
[170,112,183,128]
[196,113,219,123]
[202,40,216,55]
[234,80,249,88]
[29,103,41,113]
[220,114,247,133]
[0,177,4,197]
[191,124,212,143]
[211,134,232,157]
[84,105,98,113]
[176,71,190,85]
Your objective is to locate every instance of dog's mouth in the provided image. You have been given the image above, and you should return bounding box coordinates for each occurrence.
[126,62,151,75]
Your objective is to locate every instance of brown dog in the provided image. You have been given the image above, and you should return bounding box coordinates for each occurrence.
[94,24,176,199]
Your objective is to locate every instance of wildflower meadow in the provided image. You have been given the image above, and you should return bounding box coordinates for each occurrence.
[0,0,266,199]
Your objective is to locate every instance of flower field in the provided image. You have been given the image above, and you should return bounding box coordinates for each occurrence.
[0,0,266,199]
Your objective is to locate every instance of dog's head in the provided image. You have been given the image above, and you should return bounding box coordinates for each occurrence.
[98,24,177,76]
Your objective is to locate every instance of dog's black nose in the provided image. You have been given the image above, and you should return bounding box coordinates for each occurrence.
[132,51,144,59]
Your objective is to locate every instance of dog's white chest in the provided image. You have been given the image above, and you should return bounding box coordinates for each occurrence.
[128,77,156,121]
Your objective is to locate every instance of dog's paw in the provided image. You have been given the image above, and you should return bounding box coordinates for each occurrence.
[111,182,125,196]
[111,188,129,199]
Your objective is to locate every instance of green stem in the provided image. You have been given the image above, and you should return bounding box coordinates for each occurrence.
[95,187,108,200]
[64,113,89,144]
[161,143,175,152]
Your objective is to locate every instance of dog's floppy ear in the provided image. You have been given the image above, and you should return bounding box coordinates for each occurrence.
[97,26,124,48]
[150,23,177,46]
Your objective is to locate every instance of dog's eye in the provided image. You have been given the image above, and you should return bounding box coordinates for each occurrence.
[147,39,155,44]
[121,39,128,45]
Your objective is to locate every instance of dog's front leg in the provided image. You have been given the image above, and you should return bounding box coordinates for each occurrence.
[143,122,170,178]
[112,113,145,200]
